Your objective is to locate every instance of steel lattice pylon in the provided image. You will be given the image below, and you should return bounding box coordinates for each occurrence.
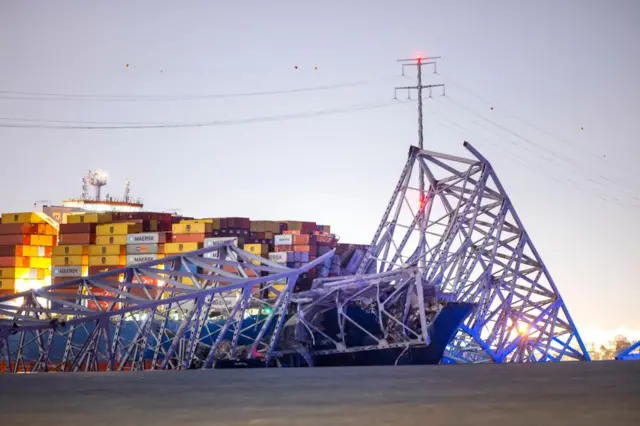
[355,142,590,363]
[0,242,333,373]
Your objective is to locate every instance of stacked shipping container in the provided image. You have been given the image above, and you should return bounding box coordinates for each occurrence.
[0,213,56,295]
[0,209,367,300]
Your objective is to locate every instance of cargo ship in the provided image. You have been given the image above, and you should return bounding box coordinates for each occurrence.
[0,170,472,368]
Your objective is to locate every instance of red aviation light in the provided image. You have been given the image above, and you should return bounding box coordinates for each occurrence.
[418,194,427,211]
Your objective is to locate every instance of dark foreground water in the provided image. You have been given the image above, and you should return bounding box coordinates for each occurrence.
[1,361,638,425]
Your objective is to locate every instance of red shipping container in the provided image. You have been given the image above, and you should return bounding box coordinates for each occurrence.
[0,235,30,246]
[0,245,28,256]
[275,245,293,252]
[0,223,38,235]
[59,233,95,245]
[0,257,30,267]
[60,223,97,234]
[283,230,302,235]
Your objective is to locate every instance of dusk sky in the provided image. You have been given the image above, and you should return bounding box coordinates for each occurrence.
[0,1,638,343]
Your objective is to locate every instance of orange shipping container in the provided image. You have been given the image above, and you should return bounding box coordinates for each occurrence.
[36,223,57,236]
[293,234,316,245]
[283,230,302,235]
[171,233,208,243]
[0,257,30,267]
[293,245,316,254]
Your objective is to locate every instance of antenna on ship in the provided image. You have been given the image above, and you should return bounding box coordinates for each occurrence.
[81,173,89,200]
[124,179,131,202]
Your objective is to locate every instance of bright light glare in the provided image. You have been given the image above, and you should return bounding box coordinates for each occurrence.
[516,322,530,335]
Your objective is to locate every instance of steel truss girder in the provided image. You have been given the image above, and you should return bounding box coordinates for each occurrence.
[616,341,640,361]
[0,242,333,373]
[352,142,590,363]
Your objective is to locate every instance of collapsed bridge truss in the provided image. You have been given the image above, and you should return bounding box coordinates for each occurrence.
[350,142,590,362]
[0,243,331,373]
[0,142,590,373]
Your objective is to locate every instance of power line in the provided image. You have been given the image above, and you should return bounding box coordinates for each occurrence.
[417,98,640,211]
[0,99,405,130]
[439,73,637,182]
[436,96,638,199]
[0,76,397,102]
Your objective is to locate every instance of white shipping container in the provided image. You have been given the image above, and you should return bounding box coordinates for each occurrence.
[52,266,84,278]
[126,254,159,265]
[204,237,238,247]
[127,232,162,245]
[204,237,238,259]
[126,244,160,255]
[274,234,293,246]
[268,252,291,264]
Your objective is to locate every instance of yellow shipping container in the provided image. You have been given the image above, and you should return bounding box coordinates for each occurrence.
[66,213,113,224]
[88,244,125,256]
[29,235,55,247]
[165,242,202,254]
[88,255,125,266]
[29,257,51,269]
[52,255,88,266]
[96,222,143,236]
[1,268,49,280]
[0,278,47,292]
[180,219,214,224]
[0,212,46,224]
[0,268,31,279]
[290,221,304,231]
[268,283,286,298]
[95,235,128,245]
[244,243,269,256]
[250,221,281,233]
[53,245,89,256]
[172,223,212,234]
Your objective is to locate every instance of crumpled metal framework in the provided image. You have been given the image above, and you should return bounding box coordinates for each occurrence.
[0,142,591,373]
[353,142,590,362]
[0,242,332,373]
